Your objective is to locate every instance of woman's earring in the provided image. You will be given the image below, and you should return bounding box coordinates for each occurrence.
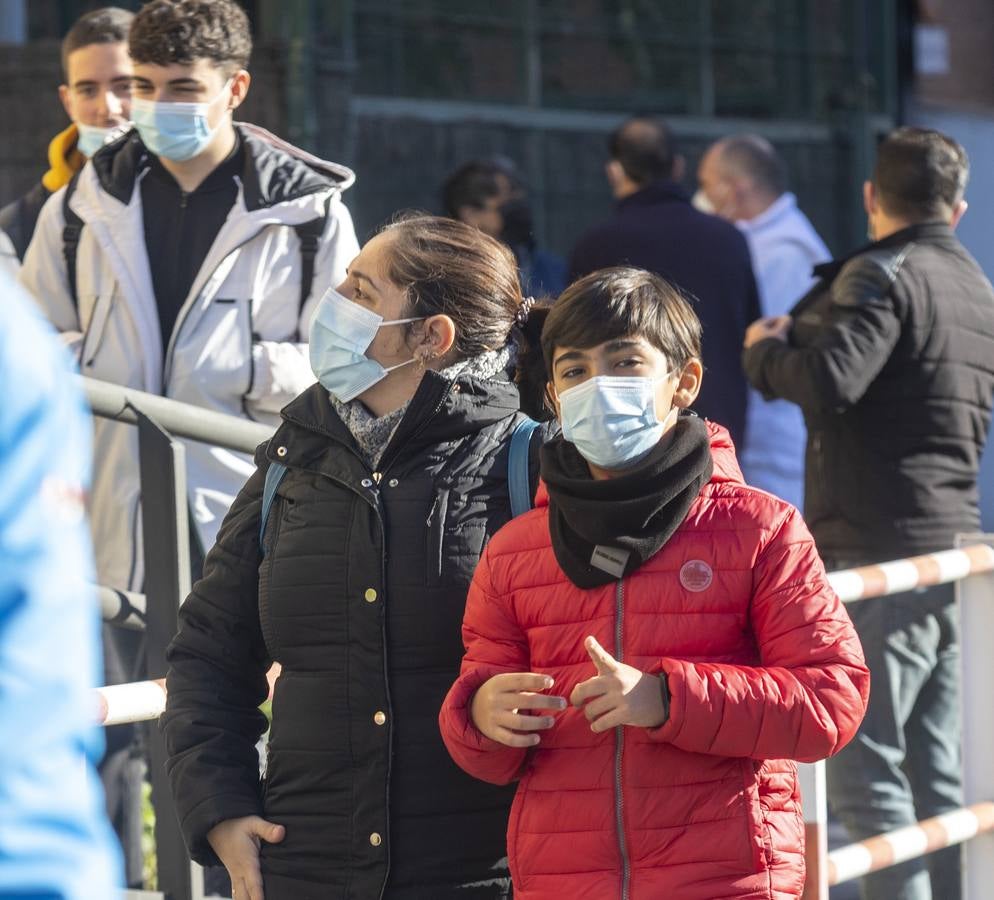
[416,349,437,372]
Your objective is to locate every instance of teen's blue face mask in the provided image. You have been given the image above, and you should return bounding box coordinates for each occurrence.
[131,79,231,162]
[75,122,123,158]
[558,374,677,469]
[309,287,425,403]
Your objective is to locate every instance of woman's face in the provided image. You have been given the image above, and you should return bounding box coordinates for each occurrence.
[336,232,424,372]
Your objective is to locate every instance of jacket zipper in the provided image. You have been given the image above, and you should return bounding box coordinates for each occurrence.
[614,578,631,900]
[369,485,394,900]
[278,390,451,900]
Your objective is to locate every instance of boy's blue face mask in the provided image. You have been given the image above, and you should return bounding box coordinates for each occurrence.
[309,287,425,403]
[131,79,232,162]
[558,374,677,470]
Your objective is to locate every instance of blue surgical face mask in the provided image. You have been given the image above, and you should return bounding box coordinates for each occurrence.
[76,122,124,158]
[309,287,425,403]
[131,79,231,162]
[558,374,677,469]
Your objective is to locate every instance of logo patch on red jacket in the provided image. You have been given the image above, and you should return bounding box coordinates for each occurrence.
[679,559,713,592]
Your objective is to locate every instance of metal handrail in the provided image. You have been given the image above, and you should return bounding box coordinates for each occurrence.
[79,376,273,454]
[98,585,146,631]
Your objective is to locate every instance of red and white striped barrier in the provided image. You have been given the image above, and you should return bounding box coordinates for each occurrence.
[827,802,994,886]
[826,544,994,604]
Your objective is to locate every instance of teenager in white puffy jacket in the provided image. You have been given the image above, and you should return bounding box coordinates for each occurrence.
[20,0,359,595]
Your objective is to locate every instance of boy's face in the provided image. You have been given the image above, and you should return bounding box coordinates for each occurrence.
[547,334,702,435]
[59,42,133,129]
[132,57,247,115]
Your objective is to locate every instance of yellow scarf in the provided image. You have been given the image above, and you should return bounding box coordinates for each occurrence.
[41,123,85,193]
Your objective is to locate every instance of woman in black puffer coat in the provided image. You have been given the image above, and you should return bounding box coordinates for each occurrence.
[161,215,550,900]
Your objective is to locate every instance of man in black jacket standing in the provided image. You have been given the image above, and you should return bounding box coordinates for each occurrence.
[743,127,994,900]
[569,116,761,450]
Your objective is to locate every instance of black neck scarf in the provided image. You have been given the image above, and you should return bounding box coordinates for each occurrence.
[541,414,714,589]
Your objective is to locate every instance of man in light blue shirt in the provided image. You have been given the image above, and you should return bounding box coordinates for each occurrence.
[696,135,830,508]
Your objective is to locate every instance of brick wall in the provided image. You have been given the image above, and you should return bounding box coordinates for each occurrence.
[916,0,994,113]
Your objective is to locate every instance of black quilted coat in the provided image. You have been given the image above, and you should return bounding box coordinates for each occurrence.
[161,369,541,899]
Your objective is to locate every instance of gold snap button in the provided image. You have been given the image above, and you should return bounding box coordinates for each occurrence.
[364,588,377,603]
[373,711,386,725]
[369,832,382,846]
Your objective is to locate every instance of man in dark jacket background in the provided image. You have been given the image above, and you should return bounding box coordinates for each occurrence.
[743,127,994,900]
[569,116,761,450]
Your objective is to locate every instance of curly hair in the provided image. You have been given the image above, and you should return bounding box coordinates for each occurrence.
[129,0,251,74]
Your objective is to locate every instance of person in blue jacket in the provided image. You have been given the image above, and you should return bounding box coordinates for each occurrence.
[0,270,121,899]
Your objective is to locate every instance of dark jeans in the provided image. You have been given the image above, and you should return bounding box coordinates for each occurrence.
[825,575,962,900]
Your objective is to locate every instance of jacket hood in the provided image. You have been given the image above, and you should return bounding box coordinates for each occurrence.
[89,121,355,209]
[534,417,742,508]
[41,123,84,193]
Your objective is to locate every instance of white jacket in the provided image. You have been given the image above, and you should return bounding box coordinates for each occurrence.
[20,124,359,591]
[736,193,830,509]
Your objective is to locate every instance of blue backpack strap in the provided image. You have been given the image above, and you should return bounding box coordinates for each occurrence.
[259,461,289,553]
[508,417,540,518]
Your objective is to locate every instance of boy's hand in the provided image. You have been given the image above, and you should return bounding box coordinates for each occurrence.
[470,673,567,748]
[570,636,667,733]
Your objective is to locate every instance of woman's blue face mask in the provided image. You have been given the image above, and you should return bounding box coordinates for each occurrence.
[309,287,424,403]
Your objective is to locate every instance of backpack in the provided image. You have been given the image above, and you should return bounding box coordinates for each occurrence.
[259,417,541,553]
[61,176,326,324]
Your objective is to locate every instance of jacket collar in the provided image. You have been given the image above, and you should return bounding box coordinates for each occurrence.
[813,221,957,282]
[271,369,522,478]
[88,122,354,209]
[617,179,691,212]
[41,123,84,193]
[736,192,797,233]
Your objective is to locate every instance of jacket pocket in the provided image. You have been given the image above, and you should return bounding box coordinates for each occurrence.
[424,488,449,586]
[506,776,527,889]
[742,760,773,873]
[80,290,114,368]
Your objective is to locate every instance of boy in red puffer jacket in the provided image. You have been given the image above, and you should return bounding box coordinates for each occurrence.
[440,267,869,900]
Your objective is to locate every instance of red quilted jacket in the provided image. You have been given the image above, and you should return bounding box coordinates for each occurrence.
[440,424,869,900]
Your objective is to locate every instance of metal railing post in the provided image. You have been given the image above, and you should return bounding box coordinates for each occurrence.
[136,408,204,900]
[957,532,994,900]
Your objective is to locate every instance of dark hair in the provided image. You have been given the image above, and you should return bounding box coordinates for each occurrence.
[716,134,787,197]
[379,214,527,361]
[61,7,134,77]
[129,0,252,75]
[873,127,969,222]
[608,117,676,186]
[515,303,554,421]
[542,268,702,379]
[441,158,523,217]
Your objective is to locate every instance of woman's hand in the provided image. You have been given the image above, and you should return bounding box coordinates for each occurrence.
[570,636,667,732]
[207,815,285,900]
[470,672,567,748]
